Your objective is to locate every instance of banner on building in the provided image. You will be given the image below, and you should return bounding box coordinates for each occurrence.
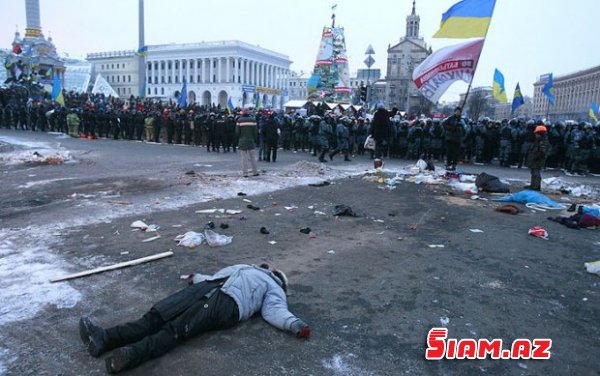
[412,38,484,103]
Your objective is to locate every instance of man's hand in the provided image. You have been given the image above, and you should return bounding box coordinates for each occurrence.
[291,320,310,339]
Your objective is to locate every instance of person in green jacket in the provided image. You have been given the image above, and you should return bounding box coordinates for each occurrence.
[525,123,548,191]
[66,109,80,138]
[236,111,259,177]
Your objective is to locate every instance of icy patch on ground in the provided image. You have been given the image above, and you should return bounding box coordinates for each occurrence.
[0,228,81,326]
[0,136,72,166]
[17,177,77,189]
[0,347,16,376]
[322,354,375,376]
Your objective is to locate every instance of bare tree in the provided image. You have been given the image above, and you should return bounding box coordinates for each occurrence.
[467,90,492,120]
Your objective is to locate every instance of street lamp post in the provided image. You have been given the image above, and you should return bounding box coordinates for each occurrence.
[364,45,375,109]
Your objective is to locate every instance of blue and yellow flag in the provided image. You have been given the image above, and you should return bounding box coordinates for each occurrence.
[51,73,65,106]
[433,0,497,39]
[543,73,555,107]
[137,46,148,57]
[492,69,508,104]
[227,97,234,114]
[590,102,599,122]
[177,79,187,107]
[511,83,524,115]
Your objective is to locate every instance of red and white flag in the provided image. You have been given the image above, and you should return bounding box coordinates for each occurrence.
[413,39,484,103]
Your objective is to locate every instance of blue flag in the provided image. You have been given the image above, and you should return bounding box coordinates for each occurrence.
[543,73,555,107]
[492,69,508,104]
[178,79,187,107]
[227,97,234,114]
[511,83,524,114]
[590,102,599,122]
[51,73,64,106]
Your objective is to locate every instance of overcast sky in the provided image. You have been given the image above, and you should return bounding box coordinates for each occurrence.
[1,0,598,102]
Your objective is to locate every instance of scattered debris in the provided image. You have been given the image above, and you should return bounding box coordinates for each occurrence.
[328,250,335,254]
[242,199,253,203]
[219,223,229,230]
[204,230,233,247]
[309,181,331,187]
[495,191,567,210]
[584,261,600,277]
[195,209,243,215]
[300,227,311,234]
[284,205,298,211]
[50,251,174,283]
[314,211,326,216]
[333,205,358,217]
[204,221,216,230]
[237,192,247,196]
[247,204,260,211]
[469,229,484,233]
[268,241,277,245]
[440,317,450,327]
[130,220,149,231]
[142,235,161,243]
[174,232,206,248]
[120,251,129,255]
[475,172,510,193]
[196,209,218,214]
[185,170,196,176]
[428,244,445,248]
[260,227,270,235]
[495,204,520,215]
[528,226,549,240]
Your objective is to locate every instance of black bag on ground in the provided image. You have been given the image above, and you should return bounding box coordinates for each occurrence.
[475,172,510,193]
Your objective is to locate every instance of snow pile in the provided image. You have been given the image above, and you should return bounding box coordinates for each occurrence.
[0,228,81,327]
[279,160,331,177]
[0,136,72,166]
[542,177,599,198]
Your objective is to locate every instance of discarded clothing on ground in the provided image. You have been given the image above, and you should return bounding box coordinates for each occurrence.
[476,173,510,193]
[548,213,600,230]
[174,230,232,248]
[495,204,520,215]
[333,205,358,217]
[494,190,564,209]
[309,181,331,187]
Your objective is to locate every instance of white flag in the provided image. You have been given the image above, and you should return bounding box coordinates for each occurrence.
[92,74,119,98]
[412,39,484,103]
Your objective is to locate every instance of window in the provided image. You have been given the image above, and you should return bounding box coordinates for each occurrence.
[161,62,165,70]
[161,76,165,84]
[154,77,157,84]
[101,64,104,69]
[168,62,172,69]
[147,63,152,71]
[117,76,120,82]
[117,88,120,94]
[123,75,126,82]
[190,75,193,83]
[175,61,179,69]
[154,88,157,95]
[168,76,172,84]
[116,63,119,69]
[148,88,151,95]
[148,77,152,84]
[182,61,186,69]
[175,76,179,83]
[111,64,114,69]
[128,88,131,94]
[128,75,131,82]
[197,75,200,83]
[161,88,165,95]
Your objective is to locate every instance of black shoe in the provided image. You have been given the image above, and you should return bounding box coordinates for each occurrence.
[105,347,135,374]
[79,317,107,357]
[260,227,270,235]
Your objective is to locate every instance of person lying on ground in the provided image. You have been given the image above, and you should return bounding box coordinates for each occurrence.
[79,263,310,374]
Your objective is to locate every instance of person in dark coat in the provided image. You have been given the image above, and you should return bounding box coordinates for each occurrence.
[525,123,548,191]
[442,107,466,171]
[370,104,390,159]
[79,264,309,374]
[263,113,280,162]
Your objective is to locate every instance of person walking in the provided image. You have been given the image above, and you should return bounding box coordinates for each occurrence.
[236,111,260,177]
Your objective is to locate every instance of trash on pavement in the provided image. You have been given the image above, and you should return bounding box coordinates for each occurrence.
[448,180,478,193]
[300,227,311,234]
[145,224,160,232]
[142,235,161,243]
[204,221,215,230]
[495,204,520,215]
[475,173,510,193]
[328,250,336,254]
[219,223,229,229]
[309,181,331,187]
[130,220,149,230]
[237,192,247,196]
[260,227,270,235]
[204,230,233,247]
[242,199,253,203]
[542,177,598,198]
[314,211,326,216]
[268,240,277,245]
[428,244,445,248]
[528,226,549,240]
[548,213,600,229]
[247,204,260,211]
[284,205,298,211]
[469,229,484,233]
[440,317,450,327]
[584,261,600,277]
[196,209,218,214]
[333,205,358,217]
[175,232,206,248]
[495,190,566,210]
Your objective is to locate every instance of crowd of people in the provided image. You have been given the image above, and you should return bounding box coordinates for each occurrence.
[1,88,599,175]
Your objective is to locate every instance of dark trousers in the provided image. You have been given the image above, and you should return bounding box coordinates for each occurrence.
[265,139,278,162]
[530,168,542,190]
[104,290,238,369]
[446,141,460,169]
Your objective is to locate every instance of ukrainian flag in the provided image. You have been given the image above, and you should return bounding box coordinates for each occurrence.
[511,83,524,114]
[590,102,599,122]
[492,69,508,104]
[434,0,497,39]
[51,73,65,106]
[227,97,234,114]
[137,46,148,57]
[543,73,555,107]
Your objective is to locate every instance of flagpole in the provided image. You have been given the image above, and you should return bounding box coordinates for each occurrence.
[459,2,497,111]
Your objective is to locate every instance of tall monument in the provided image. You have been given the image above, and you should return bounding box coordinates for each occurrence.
[138,0,146,98]
[4,0,64,87]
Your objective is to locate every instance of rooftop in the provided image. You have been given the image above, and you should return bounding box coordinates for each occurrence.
[148,40,290,61]
[534,65,600,85]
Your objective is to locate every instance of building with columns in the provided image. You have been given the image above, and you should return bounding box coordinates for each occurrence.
[87,40,291,108]
[533,66,600,121]
[146,41,291,108]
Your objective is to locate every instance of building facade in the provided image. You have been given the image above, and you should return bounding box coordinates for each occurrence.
[145,41,291,108]
[533,66,600,121]
[383,1,431,111]
[87,50,138,97]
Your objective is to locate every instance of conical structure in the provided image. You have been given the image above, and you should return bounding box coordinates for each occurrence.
[307,24,351,102]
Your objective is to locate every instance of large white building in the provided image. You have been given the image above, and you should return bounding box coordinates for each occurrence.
[145,41,291,108]
[87,50,139,98]
[87,40,292,108]
[533,66,600,121]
